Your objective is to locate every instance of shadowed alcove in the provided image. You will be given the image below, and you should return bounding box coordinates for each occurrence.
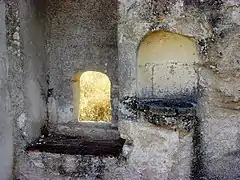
[137,30,199,99]
[25,0,124,157]
[122,30,200,133]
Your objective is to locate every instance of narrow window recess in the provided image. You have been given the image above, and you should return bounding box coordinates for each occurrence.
[26,71,124,156]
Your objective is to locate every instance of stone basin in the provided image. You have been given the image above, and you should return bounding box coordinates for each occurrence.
[137,99,196,116]
[121,97,197,132]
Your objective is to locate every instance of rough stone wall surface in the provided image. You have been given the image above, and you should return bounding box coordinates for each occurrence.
[20,0,48,144]
[198,3,240,177]
[19,143,193,180]
[1,0,240,179]
[4,0,48,178]
[46,0,118,126]
[5,0,24,178]
[0,1,13,180]
[0,1,9,112]
[118,0,240,180]
[19,151,121,180]
[118,121,193,180]
[117,1,208,178]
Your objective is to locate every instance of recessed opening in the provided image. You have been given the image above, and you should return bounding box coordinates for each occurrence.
[126,30,200,132]
[72,71,111,122]
[137,30,199,99]
[24,0,123,158]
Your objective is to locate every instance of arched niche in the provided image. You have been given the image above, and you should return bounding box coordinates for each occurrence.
[72,71,111,122]
[137,30,199,99]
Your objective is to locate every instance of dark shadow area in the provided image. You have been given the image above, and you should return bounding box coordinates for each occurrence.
[190,117,206,180]
[26,133,125,156]
[121,96,197,132]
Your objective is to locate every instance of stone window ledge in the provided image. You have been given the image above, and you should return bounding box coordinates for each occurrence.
[26,133,125,156]
[26,122,125,156]
[55,122,120,140]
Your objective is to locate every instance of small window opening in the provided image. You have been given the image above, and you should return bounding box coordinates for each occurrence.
[72,71,111,122]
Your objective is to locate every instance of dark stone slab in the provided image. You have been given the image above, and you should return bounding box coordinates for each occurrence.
[26,134,125,156]
[121,97,197,132]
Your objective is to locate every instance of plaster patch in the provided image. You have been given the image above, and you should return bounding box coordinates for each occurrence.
[17,113,26,129]
[13,32,20,40]
[58,105,74,123]
[122,143,134,158]
[223,0,240,5]
[26,80,44,121]
[137,31,199,98]
[32,161,44,168]
[48,97,57,125]
[232,7,240,25]
[63,155,77,172]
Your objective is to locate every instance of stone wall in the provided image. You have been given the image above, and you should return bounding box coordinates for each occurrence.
[4,0,48,178]
[198,3,240,177]
[46,0,119,126]
[117,0,240,179]
[19,0,48,144]
[0,1,13,179]
[0,0,239,180]
[19,151,121,180]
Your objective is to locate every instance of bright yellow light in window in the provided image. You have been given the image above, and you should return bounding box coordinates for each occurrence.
[78,71,111,122]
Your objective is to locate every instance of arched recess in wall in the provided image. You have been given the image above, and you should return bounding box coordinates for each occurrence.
[72,71,111,122]
[137,30,199,99]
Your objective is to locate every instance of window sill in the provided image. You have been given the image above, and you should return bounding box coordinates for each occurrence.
[26,133,125,156]
[55,121,119,140]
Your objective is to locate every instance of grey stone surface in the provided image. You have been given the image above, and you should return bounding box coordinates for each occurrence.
[55,122,121,140]
[19,151,119,180]
[0,2,13,180]
[0,0,240,179]
[4,0,48,178]
[46,0,118,125]
[20,0,48,143]
[119,121,192,180]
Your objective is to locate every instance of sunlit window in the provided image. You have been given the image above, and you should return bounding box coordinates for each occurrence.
[72,71,111,122]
